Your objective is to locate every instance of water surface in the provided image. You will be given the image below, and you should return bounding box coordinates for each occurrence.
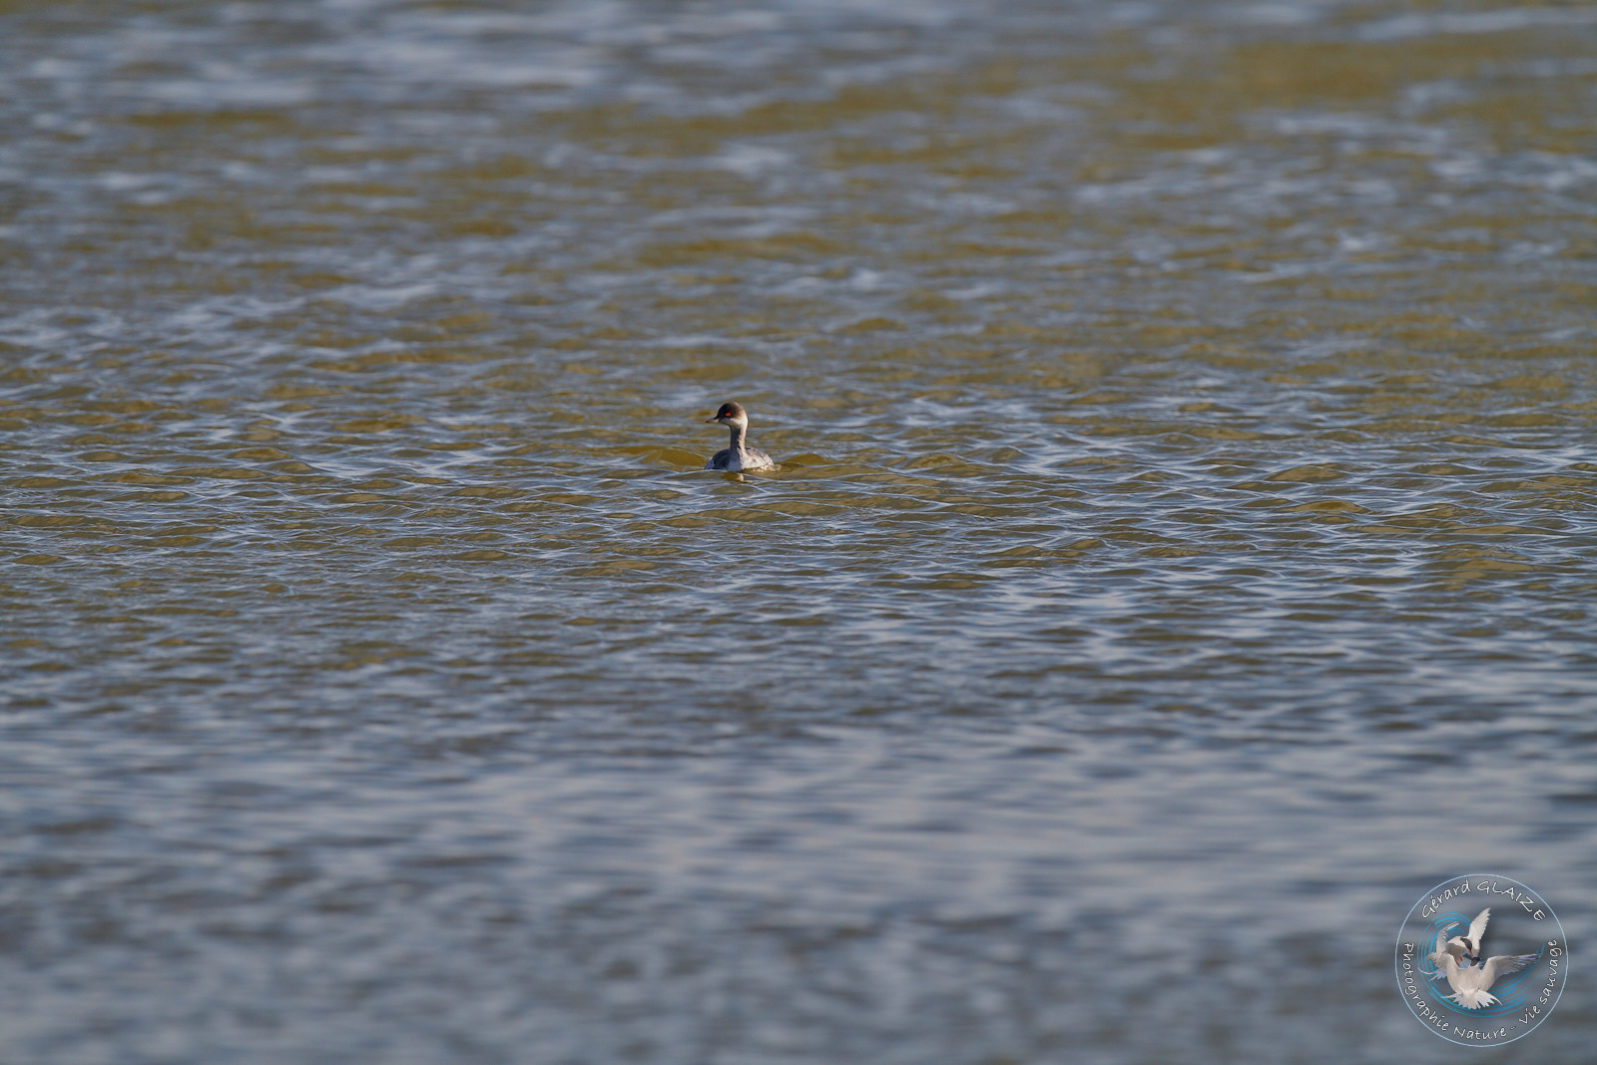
[2,1,1595,1062]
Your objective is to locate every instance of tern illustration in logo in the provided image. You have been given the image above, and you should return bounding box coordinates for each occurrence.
[1445,908,1492,965]
[1427,909,1536,1008]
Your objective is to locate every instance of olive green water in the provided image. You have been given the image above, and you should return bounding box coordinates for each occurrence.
[2,2,1595,1062]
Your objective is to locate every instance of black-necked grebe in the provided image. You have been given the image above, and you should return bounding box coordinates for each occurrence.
[704,401,775,472]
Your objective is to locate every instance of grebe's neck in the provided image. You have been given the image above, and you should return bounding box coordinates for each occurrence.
[726,421,748,455]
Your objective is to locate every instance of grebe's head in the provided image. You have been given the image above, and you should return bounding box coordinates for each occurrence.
[707,401,748,426]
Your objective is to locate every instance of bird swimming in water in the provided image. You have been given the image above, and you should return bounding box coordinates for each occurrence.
[703,401,775,472]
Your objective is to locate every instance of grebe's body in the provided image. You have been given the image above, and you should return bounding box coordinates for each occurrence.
[704,402,775,472]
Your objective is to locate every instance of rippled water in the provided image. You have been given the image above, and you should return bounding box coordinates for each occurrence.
[3,1,1595,1062]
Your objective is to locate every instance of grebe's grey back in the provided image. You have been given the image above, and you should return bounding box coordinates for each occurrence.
[704,401,775,471]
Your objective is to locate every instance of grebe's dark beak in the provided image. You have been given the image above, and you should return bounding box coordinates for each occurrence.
[705,415,722,423]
